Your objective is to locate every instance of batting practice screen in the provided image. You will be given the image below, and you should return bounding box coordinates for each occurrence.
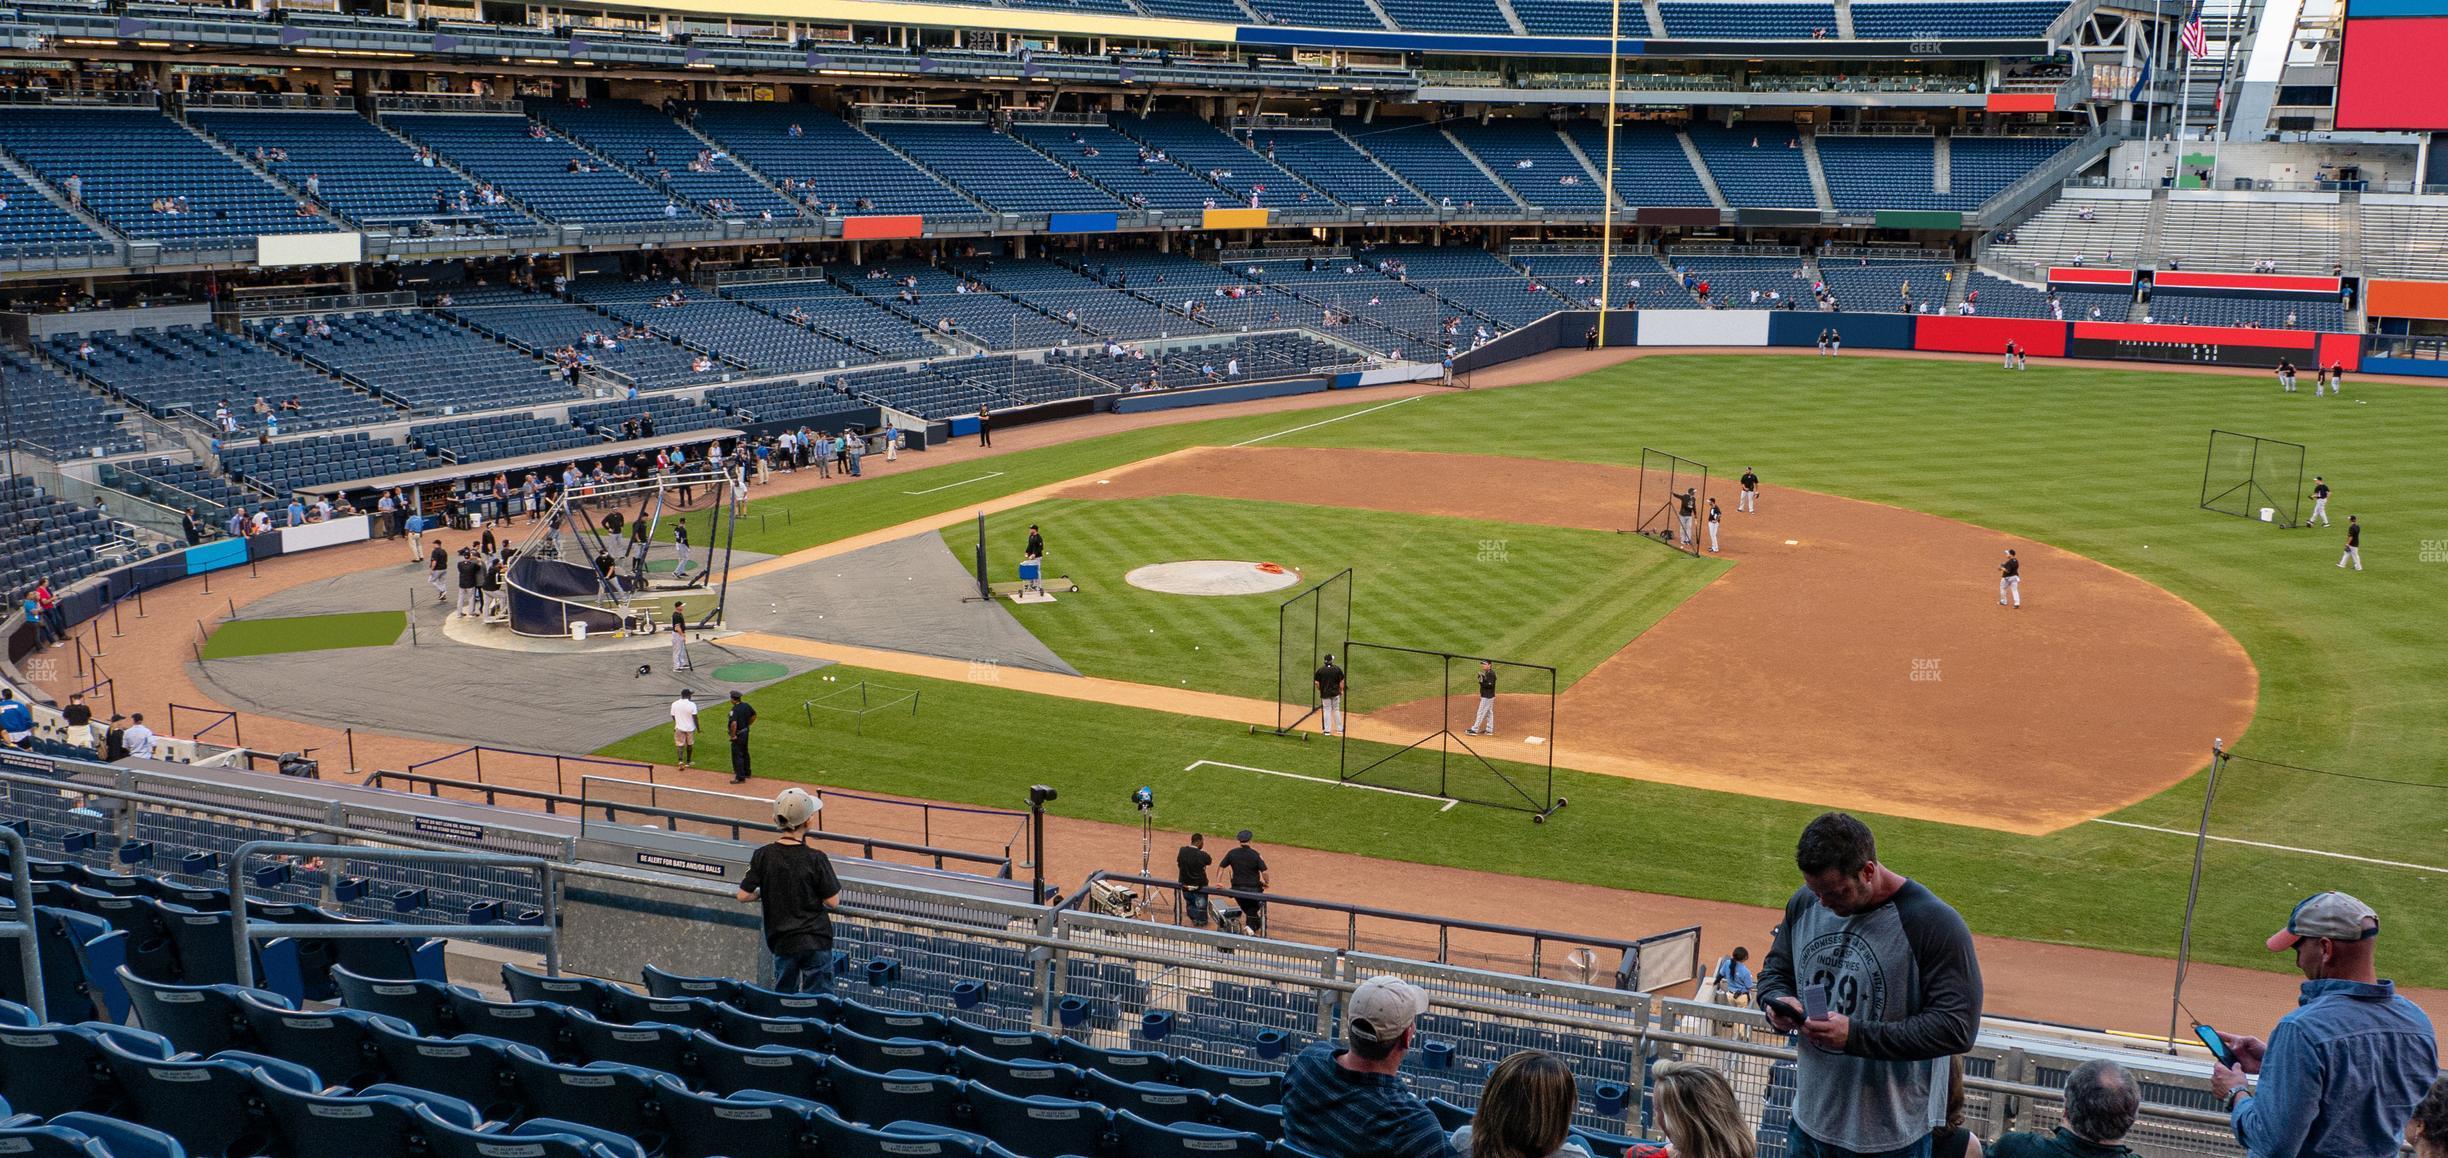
[1635,448,1709,556]
[1337,641,1561,819]
[2199,430,2306,528]
[1263,568,1353,736]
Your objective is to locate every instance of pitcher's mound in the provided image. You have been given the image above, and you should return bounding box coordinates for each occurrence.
[1125,560,1301,597]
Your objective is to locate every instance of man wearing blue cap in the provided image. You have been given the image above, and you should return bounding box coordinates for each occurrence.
[2213,891,2436,1158]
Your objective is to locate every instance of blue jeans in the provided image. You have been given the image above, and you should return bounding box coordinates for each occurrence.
[1787,1119,1933,1158]
[1183,889,1210,927]
[772,949,841,994]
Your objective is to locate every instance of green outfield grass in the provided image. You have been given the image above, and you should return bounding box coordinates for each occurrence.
[607,358,2448,988]
[201,610,406,659]
[943,495,1724,703]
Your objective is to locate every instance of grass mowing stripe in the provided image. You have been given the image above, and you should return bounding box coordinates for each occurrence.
[200,611,407,659]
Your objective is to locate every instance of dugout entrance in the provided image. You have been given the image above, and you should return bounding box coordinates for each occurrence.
[1337,641,1563,821]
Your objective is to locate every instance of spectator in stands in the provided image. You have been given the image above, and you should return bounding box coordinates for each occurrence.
[60,692,92,749]
[1709,946,1754,1005]
[122,712,154,759]
[1445,1051,1587,1158]
[1177,832,1213,926]
[1628,1060,1754,1158]
[2213,892,2436,1158]
[1990,1059,2136,1158]
[0,689,31,749]
[62,173,80,208]
[1221,829,1269,933]
[2413,1079,2448,1158]
[20,589,53,648]
[33,578,63,645]
[737,787,841,991]
[1282,974,1448,1158]
[1758,812,1983,1158]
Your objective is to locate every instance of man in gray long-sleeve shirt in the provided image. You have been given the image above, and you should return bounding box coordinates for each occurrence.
[1758,811,1985,1158]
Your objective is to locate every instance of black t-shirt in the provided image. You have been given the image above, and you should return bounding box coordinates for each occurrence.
[1177,845,1212,887]
[1742,472,1758,491]
[457,558,481,587]
[2313,482,2330,499]
[2346,522,2360,546]
[1679,492,1698,516]
[429,546,447,571]
[1025,532,1044,558]
[2001,556,2020,578]
[730,700,757,737]
[672,607,688,631]
[1221,845,1267,891]
[1314,663,1345,698]
[742,840,841,955]
[61,703,90,728]
[1477,668,1496,698]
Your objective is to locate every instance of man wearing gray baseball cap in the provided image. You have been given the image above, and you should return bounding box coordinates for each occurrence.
[1281,975,1451,1158]
[2212,891,2436,1158]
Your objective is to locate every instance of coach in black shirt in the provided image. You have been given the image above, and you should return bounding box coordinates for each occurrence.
[1177,833,1214,926]
[728,690,758,784]
[1221,829,1270,935]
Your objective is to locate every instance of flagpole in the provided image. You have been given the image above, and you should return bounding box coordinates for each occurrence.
[2142,0,2161,145]
[2177,31,2194,160]
[1596,0,1623,345]
[2209,0,2237,185]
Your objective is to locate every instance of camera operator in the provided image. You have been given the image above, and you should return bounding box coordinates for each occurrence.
[1178,832,1213,927]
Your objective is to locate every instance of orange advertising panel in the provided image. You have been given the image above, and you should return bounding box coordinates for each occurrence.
[1985,93,2057,113]
[2363,279,2448,321]
[842,215,923,240]
[1201,208,1270,230]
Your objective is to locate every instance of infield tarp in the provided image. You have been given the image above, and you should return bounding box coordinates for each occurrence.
[1769,311,1915,350]
[278,514,371,554]
[1636,310,1771,347]
[1913,316,2069,356]
[184,539,249,575]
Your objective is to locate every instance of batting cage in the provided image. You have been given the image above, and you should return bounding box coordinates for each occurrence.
[2199,430,2306,528]
[1256,567,1353,738]
[1337,641,1562,820]
[1634,448,1709,555]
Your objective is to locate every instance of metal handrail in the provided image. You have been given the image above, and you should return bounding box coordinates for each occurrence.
[0,828,45,1022]
[228,840,559,988]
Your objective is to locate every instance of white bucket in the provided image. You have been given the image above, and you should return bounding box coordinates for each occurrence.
[2259,507,2276,523]
[571,621,589,641]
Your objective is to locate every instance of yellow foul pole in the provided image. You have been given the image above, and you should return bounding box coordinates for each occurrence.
[1596,0,1624,344]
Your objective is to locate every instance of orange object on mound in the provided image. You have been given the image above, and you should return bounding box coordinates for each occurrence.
[1255,562,1286,574]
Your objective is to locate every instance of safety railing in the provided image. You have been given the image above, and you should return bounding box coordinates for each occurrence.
[577,775,1019,877]
[166,702,242,747]
[404,745,655,797]
[229,840,560,987]
[0,827,45,1022]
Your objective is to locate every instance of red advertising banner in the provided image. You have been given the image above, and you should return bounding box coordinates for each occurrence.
[1985,93,2057,113]
[1913,316,2068,356]
[2047,266,2137,286]
[842,215,924,240]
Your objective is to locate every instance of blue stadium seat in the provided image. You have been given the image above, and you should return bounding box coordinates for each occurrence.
[649,1079,816,1158]
[188,108,542,238]
[946,1018,1057,1061]
[367,1018,523,1119]
[1853,0,2062,38]
[1214,1095,1285,1138]
[502,964,613,1013]
[333,964,456,1034]
[384,112,684,227]
[691,1032,830,1101]
[711,1001,834,1051]
[448,992,570,1060]
[506,1052,667,1149]
[829,1025,958,1074]
[824,1060,963,1129]
[235,991,396,1088]
[1085,1071,1216,1126]
[118,968,262,1056]
[953,1047,1082,1100]
[1170,1055,1283,1104]
[0,107,332,249]
[640,964,742,1004]
[597,987,718,1031]
[0,1112,187,1158]
[252,1063,483,1158]
[414,1103,649,1158]
[687,104,980,221]
[1112,1111,1268,1158]
[0,1022,178,1118]
[965,1083,1111,1158]
[93,1034,316,1156]
[562,1006,695,1073]
[1658,0,1835,36]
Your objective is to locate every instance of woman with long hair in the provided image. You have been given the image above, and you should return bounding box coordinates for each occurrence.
[1453,1051,1592,1158]
[1635,1059,1756,1158]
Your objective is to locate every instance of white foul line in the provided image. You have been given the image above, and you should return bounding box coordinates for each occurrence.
[1185,758,1458,812]
[1232,395,1422,448]
[902,471,1007,496]
[2088,819,2446,875]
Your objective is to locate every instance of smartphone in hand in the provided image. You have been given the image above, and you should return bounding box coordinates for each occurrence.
[2194,1024,2235,1066]
[1803,983,1830,1021]
[1768,996,1807,1025]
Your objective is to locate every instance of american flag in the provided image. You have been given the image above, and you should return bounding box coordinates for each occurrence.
[2179,0,2207,58]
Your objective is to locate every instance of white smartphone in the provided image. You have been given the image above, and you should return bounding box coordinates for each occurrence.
[1802,983,1830,1021]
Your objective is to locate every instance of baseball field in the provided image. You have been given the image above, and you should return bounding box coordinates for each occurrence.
[600,352,2448,987]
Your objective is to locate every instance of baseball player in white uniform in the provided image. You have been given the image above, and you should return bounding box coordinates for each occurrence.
[2308,477,2331,527]
[2337,516,2361,570]
[1738,468,1758,513]
[1677,488,1698,545]
[1706,498,1723,553]
[1999,549,2022,608]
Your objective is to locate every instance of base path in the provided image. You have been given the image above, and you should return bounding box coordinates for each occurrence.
[1064,446,2258,834]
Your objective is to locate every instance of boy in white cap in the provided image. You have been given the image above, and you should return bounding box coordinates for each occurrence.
[2212,891,2435,1158]
[1281,975,1450,1158]
[735,787,842,993]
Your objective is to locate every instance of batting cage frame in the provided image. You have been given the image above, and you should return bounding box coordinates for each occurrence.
[1633,448,1709,556]
[1254,568,1354,739]
[2198,430,2305,528]
[1336,641,1564,821]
